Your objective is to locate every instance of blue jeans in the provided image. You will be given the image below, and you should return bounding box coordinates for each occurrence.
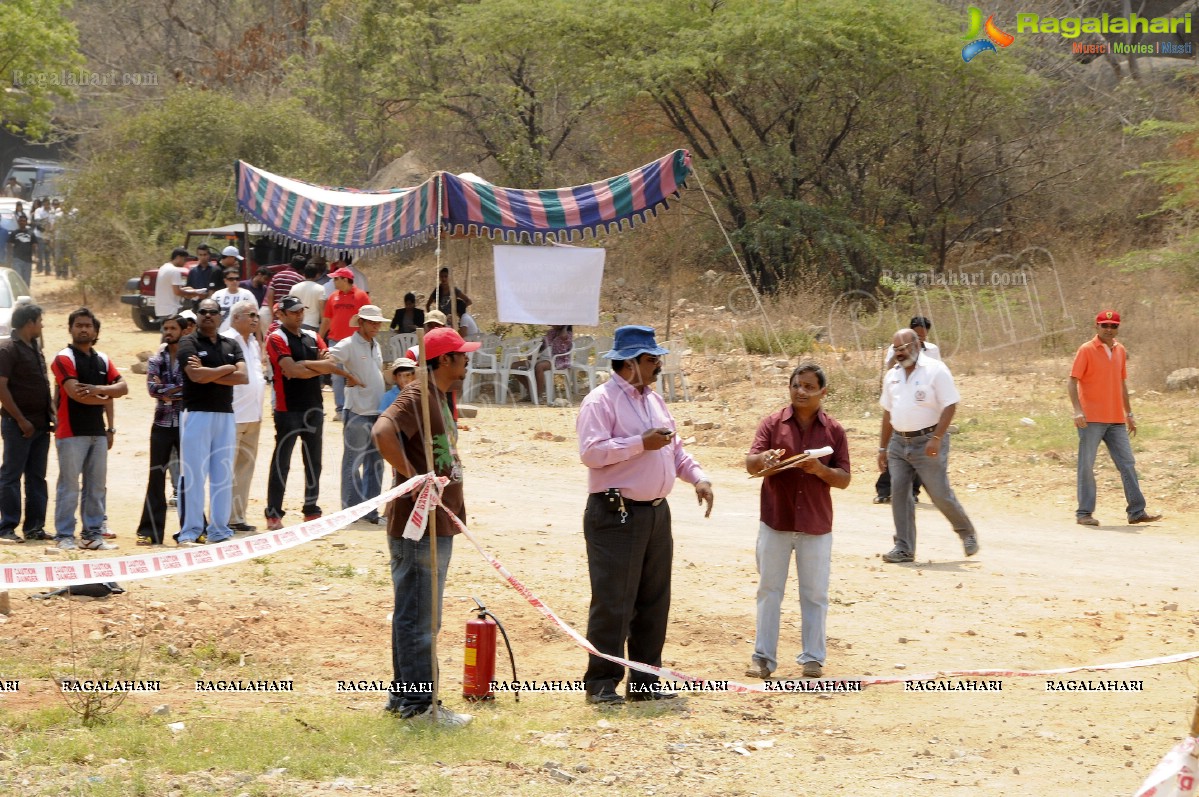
[341,411,382,522]
[752,522,832,672]
[12,258,31,289]
[388,533,453,713]
[178,410,236,543]
[888,432,974,555]
[0,417,49,535]
[1076,422,1146,520]
[327,337,345,414]
[55,436,107,541]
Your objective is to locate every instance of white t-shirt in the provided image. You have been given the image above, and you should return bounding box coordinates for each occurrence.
[155,262,186,318]
[329,332,385,415]
[211,287,258,332]
[879,356,961,432]
[221,329,265,423]
[289,280,326,328]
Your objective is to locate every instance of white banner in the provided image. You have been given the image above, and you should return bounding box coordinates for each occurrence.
[493,244,604,325]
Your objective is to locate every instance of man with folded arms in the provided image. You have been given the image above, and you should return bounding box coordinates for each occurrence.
[877,328,977,563]
[576,325,714,706]
[1069,310,1161,526]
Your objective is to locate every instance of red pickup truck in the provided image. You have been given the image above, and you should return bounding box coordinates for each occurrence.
[121,223,288,330]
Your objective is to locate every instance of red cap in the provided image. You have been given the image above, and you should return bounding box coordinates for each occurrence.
[1095,310,1120,325]
[423,327,481,361]
[328,267,354,280]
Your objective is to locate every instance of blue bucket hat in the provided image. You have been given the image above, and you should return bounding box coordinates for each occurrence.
[604,325,669,360]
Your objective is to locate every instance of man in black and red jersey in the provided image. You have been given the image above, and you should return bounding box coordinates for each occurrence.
[51,309,128,551]
[263,296,357,530]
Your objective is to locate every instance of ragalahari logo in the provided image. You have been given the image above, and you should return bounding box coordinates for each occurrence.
[962,7,1015,62]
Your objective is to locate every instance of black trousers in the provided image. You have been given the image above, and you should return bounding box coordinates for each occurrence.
[875,467,922,499]
[582,494,672,693]
[136,424,180,544]
[266,407,323,519]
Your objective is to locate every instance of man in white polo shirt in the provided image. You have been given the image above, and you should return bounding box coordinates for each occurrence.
[328,304,387,524]
[875,328,977,563]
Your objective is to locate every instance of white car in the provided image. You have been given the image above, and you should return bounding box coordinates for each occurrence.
[0,267,33,337]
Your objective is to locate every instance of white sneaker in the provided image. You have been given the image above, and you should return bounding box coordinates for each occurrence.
[80,538,118,551]
[404,703,472,727]
[57,538,78,551]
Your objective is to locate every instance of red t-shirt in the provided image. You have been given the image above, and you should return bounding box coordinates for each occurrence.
[323,287,370,341]
[51,346,121,438]
[748,406,850,535]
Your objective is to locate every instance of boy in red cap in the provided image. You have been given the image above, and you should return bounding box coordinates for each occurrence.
[1068,310,1161,526]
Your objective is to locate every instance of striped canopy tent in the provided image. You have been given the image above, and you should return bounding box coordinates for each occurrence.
[234,150,692,255]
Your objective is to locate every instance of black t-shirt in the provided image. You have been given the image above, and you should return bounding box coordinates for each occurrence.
[186,263,223,294]
[266,326,325,412]
[8,229,34,262]
[0,337,51,427]
[176,331,243,413]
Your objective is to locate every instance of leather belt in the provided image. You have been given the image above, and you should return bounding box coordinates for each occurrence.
[590,493,665,507]
[893,425,938,438]
[625,498,666,507]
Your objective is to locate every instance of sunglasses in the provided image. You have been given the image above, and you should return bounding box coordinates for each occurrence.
[1098,323,1119,329]
[197,309,221,316]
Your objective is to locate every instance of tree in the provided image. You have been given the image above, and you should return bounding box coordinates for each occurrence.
[66,89,354,294]
[597,0,1052,291]
[0,0,84,139]
[306,0,614,186]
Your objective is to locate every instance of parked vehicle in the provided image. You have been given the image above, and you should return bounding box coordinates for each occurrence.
[3,158,68,201]
[121,223,290,330]
[0,267,33,337]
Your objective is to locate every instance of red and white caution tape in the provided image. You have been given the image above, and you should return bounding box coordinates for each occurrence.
[0,473,444,590]
[1135,736,1197,797]
[8,473,1198,693]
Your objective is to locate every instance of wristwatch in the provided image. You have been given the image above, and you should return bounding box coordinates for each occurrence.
[106,427,116,434]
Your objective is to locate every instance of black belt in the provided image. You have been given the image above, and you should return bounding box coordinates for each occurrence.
[590,493,665,507]
[893,425,938,438]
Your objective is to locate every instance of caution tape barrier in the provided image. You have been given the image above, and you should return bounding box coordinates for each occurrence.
[6,474,1197,693]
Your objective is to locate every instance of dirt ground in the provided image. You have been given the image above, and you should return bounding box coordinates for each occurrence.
[0,287,1196,796]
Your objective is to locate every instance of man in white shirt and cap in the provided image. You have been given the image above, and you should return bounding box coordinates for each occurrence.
[329,304,387,524]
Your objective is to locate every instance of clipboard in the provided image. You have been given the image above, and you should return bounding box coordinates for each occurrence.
[749,452,811,479]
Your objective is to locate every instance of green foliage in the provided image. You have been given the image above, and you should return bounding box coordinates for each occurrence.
[65,89,355,295]
[307,0,613,185]
[0,0,84,138]
[596,0,1039,291]
[1129,115,1199,218]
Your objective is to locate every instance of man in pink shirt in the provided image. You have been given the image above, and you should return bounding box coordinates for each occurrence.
[576,325,714,706]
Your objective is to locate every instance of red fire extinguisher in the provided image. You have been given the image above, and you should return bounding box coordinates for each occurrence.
[463,598,518,702]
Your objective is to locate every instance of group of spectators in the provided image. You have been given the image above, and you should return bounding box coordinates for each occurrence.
[5,198,67,287]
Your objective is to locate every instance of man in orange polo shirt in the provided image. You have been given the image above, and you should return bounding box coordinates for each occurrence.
[1068,310,1161,526]
[318,267,370,420]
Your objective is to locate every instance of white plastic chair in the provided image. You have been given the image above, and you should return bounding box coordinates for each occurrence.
[461,344,505,402]
[656,339,691,402]
[540,335,593,404]
[501,338,544,405]
[389,333,417,362]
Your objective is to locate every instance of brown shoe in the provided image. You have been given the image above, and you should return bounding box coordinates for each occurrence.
[1076,515,1100,526]
[1129,512,1162,524]
[802,661,823,678]
[744,662,772,680]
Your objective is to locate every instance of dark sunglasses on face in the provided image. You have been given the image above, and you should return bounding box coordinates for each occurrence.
[197,309,221,316]
[1098,323,1118,329]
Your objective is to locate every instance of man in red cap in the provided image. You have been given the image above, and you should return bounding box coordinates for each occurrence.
[1069,310,1161,526]
[372,327,479,726]
[319,267,370,420]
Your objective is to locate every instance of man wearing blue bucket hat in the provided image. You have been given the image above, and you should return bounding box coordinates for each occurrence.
[576,325,714,706]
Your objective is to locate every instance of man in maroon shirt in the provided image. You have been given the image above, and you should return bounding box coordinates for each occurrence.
[744,363,850,680]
